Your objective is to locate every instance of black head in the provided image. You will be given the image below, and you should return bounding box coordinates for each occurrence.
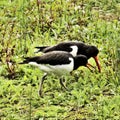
[86,46,101,72]
[74,55,88,70]
[86,46,99,58]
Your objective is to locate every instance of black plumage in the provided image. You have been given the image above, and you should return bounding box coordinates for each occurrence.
[35,41,98,58]
[20,51,88,97]
[20,51,88,70]
[21,51,72,66]
[35,41,101,72]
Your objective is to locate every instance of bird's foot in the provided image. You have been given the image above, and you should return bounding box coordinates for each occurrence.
[38,89,43,98]
[60,78,69,91]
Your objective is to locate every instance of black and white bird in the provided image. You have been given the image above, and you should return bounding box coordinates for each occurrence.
[35,41,101,72]
[20,51,90,97]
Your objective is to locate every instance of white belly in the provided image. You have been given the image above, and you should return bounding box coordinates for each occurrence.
[29,58,74,76]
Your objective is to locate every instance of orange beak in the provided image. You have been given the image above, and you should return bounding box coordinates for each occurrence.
[93,56,101,72]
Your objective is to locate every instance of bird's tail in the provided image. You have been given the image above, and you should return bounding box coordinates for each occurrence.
[35,46,49,53]
[19,57,32,64]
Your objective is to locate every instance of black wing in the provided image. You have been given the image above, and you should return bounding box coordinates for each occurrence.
[53,41,85,53]
[36,41,85,53]
[21,51,73,65]
[35,46,49,52]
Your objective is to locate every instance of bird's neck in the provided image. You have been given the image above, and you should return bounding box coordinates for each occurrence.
[73,57,81,70]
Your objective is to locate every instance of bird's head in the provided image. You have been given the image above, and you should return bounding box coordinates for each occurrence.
[86,46,99,58]
[86,46,101,72]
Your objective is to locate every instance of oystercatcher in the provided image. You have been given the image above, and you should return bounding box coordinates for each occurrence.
[35,41,101,72]
[20,51,90,97]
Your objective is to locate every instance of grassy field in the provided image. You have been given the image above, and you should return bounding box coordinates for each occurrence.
[0,0,120,119]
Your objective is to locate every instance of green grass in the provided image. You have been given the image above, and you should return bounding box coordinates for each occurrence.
[0,0,120,119]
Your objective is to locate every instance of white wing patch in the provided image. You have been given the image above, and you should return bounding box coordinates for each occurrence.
[70,46,78,57]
